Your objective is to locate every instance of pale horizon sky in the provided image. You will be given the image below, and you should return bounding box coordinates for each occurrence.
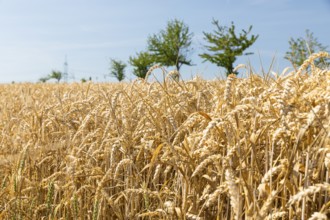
[0,0,329,83]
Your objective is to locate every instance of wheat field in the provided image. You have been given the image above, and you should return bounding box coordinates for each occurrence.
[0,52,330,219]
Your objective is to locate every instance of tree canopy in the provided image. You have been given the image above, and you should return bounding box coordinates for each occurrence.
[285,29,329,69]
[49,71,62,83]
[39,70,62,83]
[129,52,154,79]
[199,19,258,76]
[109,59,126,82]
[147,19,193,71]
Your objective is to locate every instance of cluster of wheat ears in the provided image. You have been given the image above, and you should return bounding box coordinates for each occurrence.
[0,52,330,220]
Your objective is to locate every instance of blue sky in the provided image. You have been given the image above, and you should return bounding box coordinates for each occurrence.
[0,0,329,83]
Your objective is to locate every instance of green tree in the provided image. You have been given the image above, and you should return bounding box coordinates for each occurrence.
[147,19,193,71]
[48,70,62,83]
[200,19,258,76]
[285,29,329,69]
[39,77,49,83]
[129,51,154,79]
[109,59,126,81]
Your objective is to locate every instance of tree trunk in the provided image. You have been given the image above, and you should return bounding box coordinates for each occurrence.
[176,63,180,71]
[226,64,235,77]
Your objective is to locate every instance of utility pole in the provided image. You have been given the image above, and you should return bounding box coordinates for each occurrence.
[63,55,68,82]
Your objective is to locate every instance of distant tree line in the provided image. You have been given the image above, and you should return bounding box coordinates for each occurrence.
[40,19,329,83]
[109,18,259,81]
[109,19,329,82]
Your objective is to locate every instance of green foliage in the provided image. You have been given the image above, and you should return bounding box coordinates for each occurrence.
[49,70,62,83]
[109,59,126,81]
[200,19,258,76]
[39,70,62,83]
[129,52,154,79]
[39,77,49,83]
[285,29,329,69]
[147,19,193,71]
